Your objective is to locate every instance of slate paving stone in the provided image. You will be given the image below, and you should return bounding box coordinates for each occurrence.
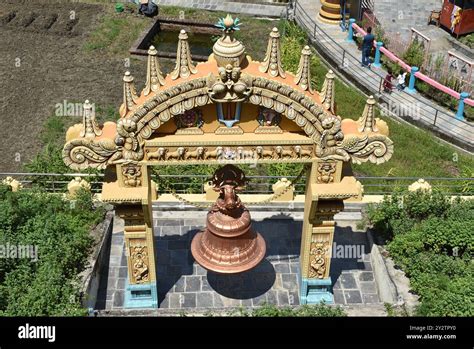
[113,291,124,307]
[156,249,170,264]
[221,297,241,307]
[161,226,181,236]
[194,264,207,276]
[277,291,289,306]
[185,276,201,292]
[116,278,126,290]
[170,250,189,266]
[359,271,374,281]
[159,219,183,226]
[182,293,196,308]
[340,273,357,289]
[363,294,380,304]
[273,263,290,273]
[289,262,300,274]
[251,293,267,306]
[201,276,213,292]
[159,295,170,308]
[266,290,278,305]
[118,267,128,278]
[168,240,188,250]
[288,290,300,306]
[213,293,224,307]
[196,292,214,308]
[169,293,182,308]
[344,290,363,304]
[104,218,379,310]
[281,273,298,291]
[174,278,185,292]
[360,281,377,294]
[333,290,345,305]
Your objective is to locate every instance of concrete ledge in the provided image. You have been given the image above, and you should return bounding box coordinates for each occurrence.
[366,229,398,305]
[80,211,114,310]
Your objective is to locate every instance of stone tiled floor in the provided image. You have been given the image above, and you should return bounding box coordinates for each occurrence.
[99,213,380,310]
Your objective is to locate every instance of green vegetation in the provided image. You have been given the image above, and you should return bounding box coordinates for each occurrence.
[368,191,474,316]
[84,4,275,61]
[459,33,474,49]
[202,303,347,317]
[380,35,474,121]
[25,104,117,176]
[278,22,474,178]
[83,6,151,55]
[34,15,474,183]
[0,186,105,315]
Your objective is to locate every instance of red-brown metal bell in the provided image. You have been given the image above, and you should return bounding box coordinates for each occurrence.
[191,165,266,274]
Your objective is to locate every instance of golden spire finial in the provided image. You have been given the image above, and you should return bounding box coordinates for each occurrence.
[171,30,197,80]
[143,45,166,96]
[120,71,139,117]
[319,70,336,113]
[357,95,378,133]
[294,45,313,93]
[80,100,101,138]
[259,27,286,78]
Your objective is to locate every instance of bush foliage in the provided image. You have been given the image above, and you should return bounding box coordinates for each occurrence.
[368,191,474,316]
[0,186,105,316]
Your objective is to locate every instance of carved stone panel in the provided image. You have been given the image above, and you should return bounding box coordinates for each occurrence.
[308,232,332,279]
[128,239,150,284]
[121,164,143,188]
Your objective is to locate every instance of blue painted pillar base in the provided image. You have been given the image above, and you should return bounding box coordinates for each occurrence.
[124,280,158,308]
[300,276,334,305]
[407,66,419,94]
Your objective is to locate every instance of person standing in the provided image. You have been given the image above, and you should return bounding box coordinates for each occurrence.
[361,27,375,68]
[138,0,158,17]
[396,70,407,91]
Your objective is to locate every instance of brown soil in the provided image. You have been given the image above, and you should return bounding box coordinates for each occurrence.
[0,0,151,172]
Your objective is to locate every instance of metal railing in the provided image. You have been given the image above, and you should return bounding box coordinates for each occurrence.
[1,172,473,196]
[291,0,474,151]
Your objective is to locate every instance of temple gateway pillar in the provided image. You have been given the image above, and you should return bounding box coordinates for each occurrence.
[300,160,359,304]
[102,163,158,308]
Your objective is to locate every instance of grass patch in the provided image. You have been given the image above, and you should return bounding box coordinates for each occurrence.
[83,4,278,61]
[83,5,151,55]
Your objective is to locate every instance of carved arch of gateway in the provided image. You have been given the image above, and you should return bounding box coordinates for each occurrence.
[63,18,393,308]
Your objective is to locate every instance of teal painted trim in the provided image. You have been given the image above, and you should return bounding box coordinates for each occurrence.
[300,276,334,305]
[407,66,419,94]
[346,18,356,43]
[373,42,383,68]
[124,280,158,309]
[456,92,469,121]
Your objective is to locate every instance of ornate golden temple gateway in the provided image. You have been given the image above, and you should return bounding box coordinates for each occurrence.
[63,15,393,308]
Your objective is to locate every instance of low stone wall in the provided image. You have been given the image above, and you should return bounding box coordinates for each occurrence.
[79,211,114,311]
[155,0,286,18]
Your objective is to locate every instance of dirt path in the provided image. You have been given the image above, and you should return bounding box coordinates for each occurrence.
[0,0,149,172]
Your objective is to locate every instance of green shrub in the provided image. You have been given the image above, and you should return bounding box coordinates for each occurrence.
[369,192,474,316]
[0,187,104,316]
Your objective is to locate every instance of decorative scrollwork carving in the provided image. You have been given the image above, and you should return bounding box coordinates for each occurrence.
[62,138,121,170]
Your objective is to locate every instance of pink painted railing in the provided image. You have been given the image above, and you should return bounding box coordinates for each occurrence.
[352,23,474,107]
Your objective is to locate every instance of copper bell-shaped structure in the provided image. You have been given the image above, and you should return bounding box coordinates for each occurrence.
[191,165,266,274]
